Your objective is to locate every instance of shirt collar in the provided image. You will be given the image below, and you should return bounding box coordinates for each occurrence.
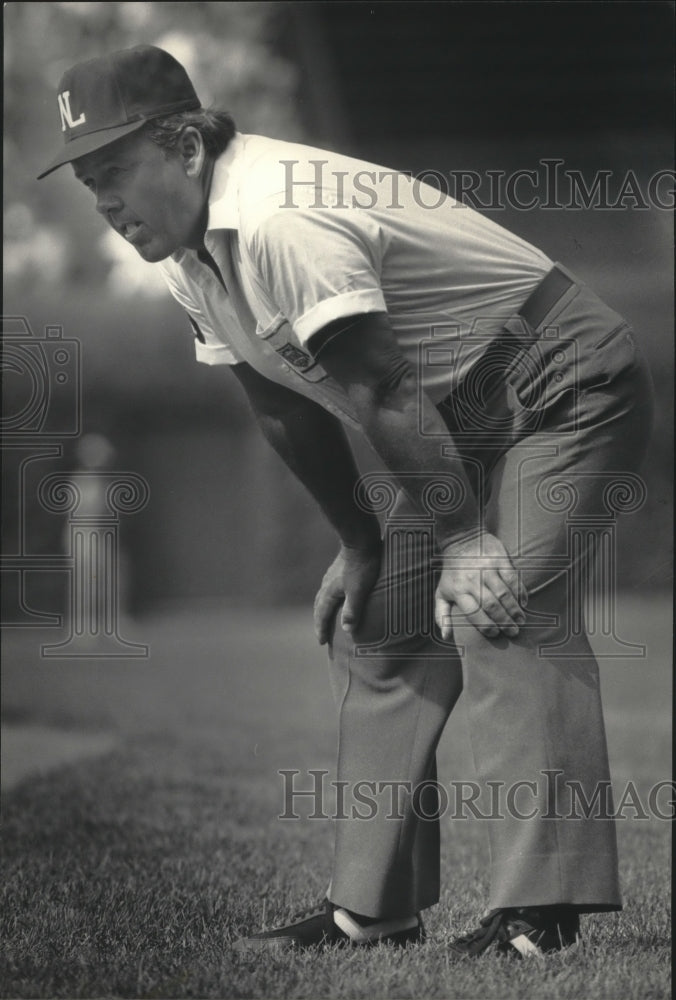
[205,131,246,233]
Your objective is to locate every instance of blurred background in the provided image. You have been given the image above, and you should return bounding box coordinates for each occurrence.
[3,0,673,618]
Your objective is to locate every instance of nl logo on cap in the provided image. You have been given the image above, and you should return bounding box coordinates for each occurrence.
[37,46,202,180]
[58,90,86,131]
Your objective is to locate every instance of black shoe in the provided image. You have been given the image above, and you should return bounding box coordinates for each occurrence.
[234,897,425,952]
[450,906,580,959]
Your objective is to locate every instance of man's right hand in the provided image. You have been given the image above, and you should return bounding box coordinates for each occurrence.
[314,541,382,645]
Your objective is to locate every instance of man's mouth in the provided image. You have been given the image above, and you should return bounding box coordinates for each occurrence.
[120,221,144,242]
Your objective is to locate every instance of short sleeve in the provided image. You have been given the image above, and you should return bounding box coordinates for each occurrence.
[249,208,388,345]
[159,263,241,367]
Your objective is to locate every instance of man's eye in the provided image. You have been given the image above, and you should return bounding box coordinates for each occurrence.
[106,166,124,178]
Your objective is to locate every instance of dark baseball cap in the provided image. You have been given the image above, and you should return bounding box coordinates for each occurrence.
[37,45,201,179]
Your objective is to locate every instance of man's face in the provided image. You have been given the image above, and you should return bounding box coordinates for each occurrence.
[72,131,206,262]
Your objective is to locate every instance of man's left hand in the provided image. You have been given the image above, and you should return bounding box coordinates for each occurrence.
[435,530,528,640]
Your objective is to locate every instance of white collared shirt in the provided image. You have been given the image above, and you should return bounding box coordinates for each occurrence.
[160,133,552,427]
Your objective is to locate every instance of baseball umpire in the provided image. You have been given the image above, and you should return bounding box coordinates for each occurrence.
[39,45,654,957]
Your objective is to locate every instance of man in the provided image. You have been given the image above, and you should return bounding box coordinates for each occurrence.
[39,45,654,957]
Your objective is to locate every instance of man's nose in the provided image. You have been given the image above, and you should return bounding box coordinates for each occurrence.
[95,189,123,216]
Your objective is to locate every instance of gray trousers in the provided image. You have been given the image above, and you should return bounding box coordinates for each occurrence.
[327,268,654,917]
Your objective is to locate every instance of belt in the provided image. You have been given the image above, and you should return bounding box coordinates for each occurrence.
[517,263,575,332]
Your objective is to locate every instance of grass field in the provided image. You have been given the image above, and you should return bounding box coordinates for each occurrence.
[1,593,671,999]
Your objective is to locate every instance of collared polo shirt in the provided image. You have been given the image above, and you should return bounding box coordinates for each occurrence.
[160,133,553,428]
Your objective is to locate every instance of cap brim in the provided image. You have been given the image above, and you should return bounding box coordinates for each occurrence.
[36,117,150,180]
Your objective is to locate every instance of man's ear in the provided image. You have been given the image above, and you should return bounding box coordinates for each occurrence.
[178,126,206,178]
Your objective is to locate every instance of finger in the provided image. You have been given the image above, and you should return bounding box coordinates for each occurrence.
[341,593,360,634]
[434,594,455,641]
[454,592,503,639]
[497,565,528,608]
[341,586,369,634]
[484,570,525,626]
[473,579,519,631]
[314,589,345,645]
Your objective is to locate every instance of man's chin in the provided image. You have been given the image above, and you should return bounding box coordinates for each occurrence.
[132,242,172,264]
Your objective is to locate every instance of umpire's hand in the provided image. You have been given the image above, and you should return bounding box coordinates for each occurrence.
[435,530,528,640]
[314,542,382,645]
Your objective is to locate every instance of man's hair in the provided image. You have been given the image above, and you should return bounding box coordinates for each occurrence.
[143,109,236,159]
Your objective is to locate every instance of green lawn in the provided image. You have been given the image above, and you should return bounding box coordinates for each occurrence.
[1,594,671,999]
